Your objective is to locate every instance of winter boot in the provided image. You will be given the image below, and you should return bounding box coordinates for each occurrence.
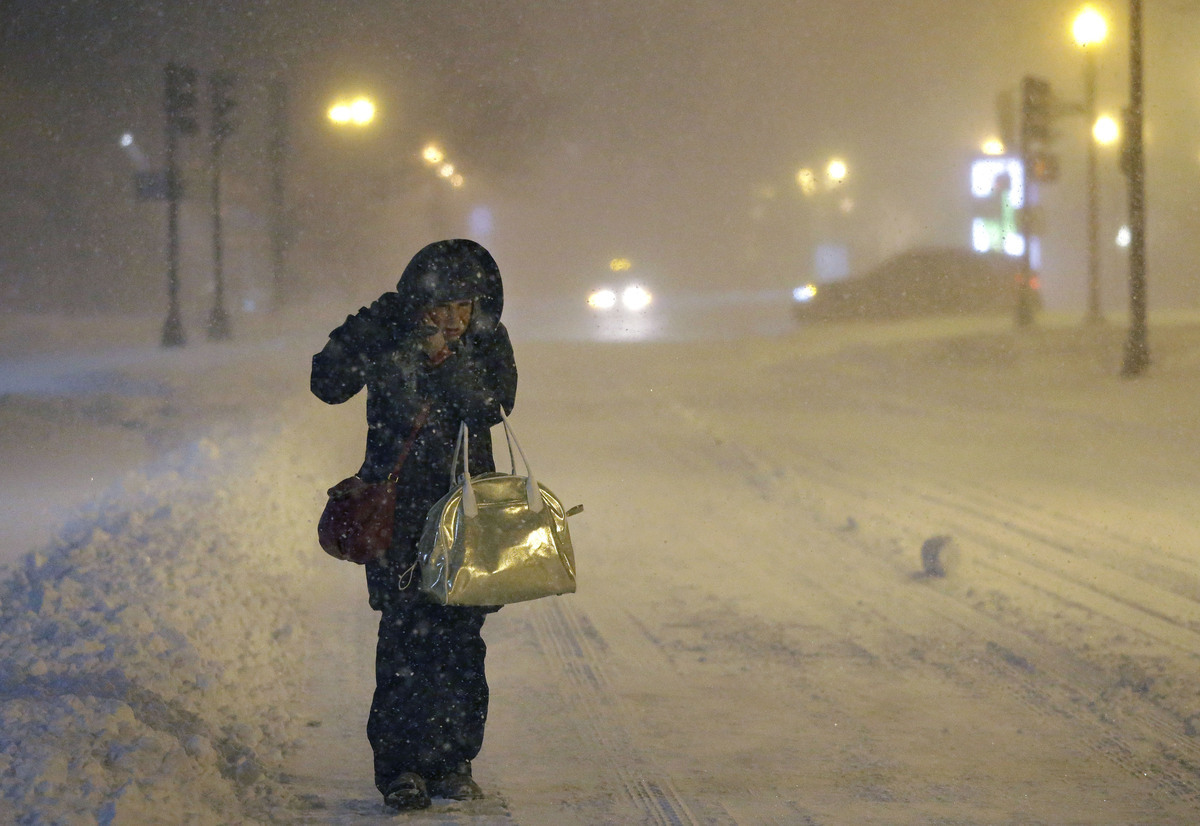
[383,772,431,810]
[429,761,484,800]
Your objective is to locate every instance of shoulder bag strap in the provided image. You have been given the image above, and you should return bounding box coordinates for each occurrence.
[385,402,431,483]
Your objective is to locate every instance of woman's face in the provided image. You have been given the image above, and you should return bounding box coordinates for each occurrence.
[423,299,474,342]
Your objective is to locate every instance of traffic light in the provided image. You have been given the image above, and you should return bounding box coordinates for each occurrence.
[165,63,199,136]
[1028,151,1060,183]
[1020,74,1054,145]
[210,71,237,144]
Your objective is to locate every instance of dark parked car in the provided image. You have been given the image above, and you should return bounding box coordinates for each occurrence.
[791,247,1038,322]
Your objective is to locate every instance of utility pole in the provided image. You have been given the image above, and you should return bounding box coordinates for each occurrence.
[162,63,199,348]
[1083,46,1102,324]
[267,79,289,310]
[1017,75,1057,327]
[207,71,236,340]
[1121,0,1150,376]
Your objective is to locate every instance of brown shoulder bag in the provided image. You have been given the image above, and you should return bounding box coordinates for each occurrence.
[317,404,430,564]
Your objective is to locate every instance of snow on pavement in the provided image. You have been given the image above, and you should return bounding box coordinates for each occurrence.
[4,305,1200,823]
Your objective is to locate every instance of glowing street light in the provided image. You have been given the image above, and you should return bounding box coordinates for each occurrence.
[826,158,848,185]
[796,167,818,195]
[1093,114,1120,145]
[981,138,1006,156]
[422,144,445,165]
[420,144,465,186]
[328,96,375,126]
[1072,5,1108,48]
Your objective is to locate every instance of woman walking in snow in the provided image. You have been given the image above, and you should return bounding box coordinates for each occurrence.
[310,239,517,810]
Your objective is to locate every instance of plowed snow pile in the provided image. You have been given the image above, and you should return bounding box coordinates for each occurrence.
[0,433,317,823]
[0,314,326,824]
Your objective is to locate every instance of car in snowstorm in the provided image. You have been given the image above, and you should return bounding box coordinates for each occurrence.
[587,283,654,313]
[790,247,1037,322]
[583,280,658,342]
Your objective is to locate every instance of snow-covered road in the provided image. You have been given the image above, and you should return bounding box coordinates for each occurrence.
[3,306,1200,824]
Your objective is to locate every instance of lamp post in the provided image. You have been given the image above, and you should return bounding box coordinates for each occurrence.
[162,63,199,348]
[1121,0,1149,376]
[206,72,236,341]
[1073,5,1107,324]
[267,78,289,311]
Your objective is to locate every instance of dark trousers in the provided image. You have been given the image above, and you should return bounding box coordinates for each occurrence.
[367,599,490,792]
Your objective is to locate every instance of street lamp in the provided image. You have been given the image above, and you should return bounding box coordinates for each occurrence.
[327,96,375,127]
[1072,6,1107,48]
[981,138,1006,156]
[422,144,444,165]
[1073,5,1108,324]
[1093,114,1120,146]
[826,158,848,185]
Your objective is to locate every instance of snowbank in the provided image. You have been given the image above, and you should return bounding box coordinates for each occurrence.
[0,432,316,824]
[0,315,329,824]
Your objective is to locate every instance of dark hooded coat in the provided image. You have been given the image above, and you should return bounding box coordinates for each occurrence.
[311,239,518,609]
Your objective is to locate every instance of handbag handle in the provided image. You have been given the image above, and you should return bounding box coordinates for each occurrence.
[451,422,480,518]
[499,408,543,514]
[449,410,543,518]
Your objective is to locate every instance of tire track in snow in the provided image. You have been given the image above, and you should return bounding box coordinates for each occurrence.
[662,394,1200,809]
[525,598,706,826]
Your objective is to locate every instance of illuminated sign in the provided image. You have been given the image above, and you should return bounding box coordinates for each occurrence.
[970,156,1024,257]
[971,156,1024,207]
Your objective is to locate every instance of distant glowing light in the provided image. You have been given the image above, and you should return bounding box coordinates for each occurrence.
[349,98,375,124]
[609,257,632,272]
[792,283,818,303]
[328,96,375,126]
[796,167,818,195]
[588,289,617,310]
[422,144,444,165]
[1116,226,1131,248]
[971,156,1025,209]
[981,138,1005,156]
[826,159,848,184]
[450,173,464,188]
[1073,6,1108,48]
[622,285,652,311]
[1093,115,1119,145]
[972,219,991,253]
[438,163,455,178]
[120,133,134,147]
[1004,232,1026,258]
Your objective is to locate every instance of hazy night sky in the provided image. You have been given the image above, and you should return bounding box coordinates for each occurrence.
[2,0,1199,312]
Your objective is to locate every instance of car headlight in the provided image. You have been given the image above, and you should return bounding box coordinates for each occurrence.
[621,285,652,311]
[792,283,818,303]
[588,289,617,310]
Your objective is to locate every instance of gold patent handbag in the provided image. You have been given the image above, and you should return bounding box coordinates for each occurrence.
[416,410,580,606]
